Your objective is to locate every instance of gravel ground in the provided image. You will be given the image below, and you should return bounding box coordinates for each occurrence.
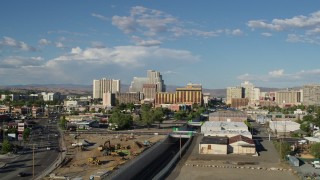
[166,135,299,180]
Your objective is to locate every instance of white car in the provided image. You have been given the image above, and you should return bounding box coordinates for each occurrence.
[311,161,320,169]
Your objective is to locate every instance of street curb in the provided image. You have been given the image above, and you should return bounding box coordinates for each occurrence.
[185,164,293,172]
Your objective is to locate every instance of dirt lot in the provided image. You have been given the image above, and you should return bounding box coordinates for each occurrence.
[48,133,165,179]
[167,135,299,180]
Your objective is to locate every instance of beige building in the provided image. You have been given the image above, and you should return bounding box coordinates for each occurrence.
[275,90,302,107]
[176,83,203,105]
[142,84,157,100]
[303,84,320,106]
[115,92,141,104]
[226,86,244,105]
[199,136,228,155]
[231,98,249,109]
[155,92,176,105]
[228,135,256,154]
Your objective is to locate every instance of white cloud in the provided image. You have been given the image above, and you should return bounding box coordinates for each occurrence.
[269,69,284,77]
[0,56,44,68]
[162,70,178,75]
[91,13,108,21]
[237,68,320,85]
[91,41,106,48]
[231,29,243,36]
[0,45,199,85]
[71,47,82,54]
[38,38,51,46]
[112,6,242,40]
[131,36,162,46]
[53,45,198,66]
[261,32,272,37]
[248,11,320,31]
[55,42,64,48]
[0,36,36,51]
[247,10,320,44]
[112,16,136,34]
[247,20,282,31]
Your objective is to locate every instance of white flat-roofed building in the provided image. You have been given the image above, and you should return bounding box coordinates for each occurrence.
[269,121,300,136]
[201,121,249,132]
[201,121,251,138]
[204,130,252,139]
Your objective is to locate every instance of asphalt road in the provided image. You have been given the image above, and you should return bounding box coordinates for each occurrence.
[0,116,60,179]
[0,148,59,179]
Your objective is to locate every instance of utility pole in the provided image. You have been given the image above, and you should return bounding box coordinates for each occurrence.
[33,144,35,179]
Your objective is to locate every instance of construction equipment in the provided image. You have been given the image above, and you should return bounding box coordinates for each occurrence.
[143,140,151,146]
[135,141,143,148]
[98,139,118,156]
[98,139,113,151]
[88,157,100,165]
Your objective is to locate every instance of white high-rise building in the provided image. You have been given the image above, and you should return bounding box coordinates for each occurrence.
[129,77,149,93]
[240,81,260,102]
[129,70,165,93]
[147,70,166,92]
[93,78,120,99]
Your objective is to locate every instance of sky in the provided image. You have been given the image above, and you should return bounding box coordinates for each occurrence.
[1,0,320,89]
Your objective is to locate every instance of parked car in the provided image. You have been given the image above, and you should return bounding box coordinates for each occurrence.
[18,172,29,177]
[311,161,320,169]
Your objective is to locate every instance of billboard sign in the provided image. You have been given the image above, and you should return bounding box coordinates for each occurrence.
[18,123,25,132]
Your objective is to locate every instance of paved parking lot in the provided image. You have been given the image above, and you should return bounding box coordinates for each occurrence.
[292,160,320,179]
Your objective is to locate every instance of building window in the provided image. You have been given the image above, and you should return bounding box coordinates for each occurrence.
[208,145,212,150]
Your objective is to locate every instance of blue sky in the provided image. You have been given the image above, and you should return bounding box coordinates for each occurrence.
[1,1,320,89]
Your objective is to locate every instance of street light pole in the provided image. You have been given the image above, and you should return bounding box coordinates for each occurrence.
[180,134,181,159]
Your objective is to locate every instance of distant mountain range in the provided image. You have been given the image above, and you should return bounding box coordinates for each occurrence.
[0,84,302,97]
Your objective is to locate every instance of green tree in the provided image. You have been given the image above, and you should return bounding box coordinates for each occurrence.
[307,105,316,114]
[141,104,153,128]
[174,110,187,120]
[303,114,314,122]
[6,127,17,134]
[300,121,311,134]
[310,143,320,158]
[23,128,31,141]
[109,110,133,130]
[127,103,135,112]
[153,108,164,128]
[273,141,291,159]
[59,116,67,130]
[119,103,127,111]
[312,107,320,128]
[1,139,12,153]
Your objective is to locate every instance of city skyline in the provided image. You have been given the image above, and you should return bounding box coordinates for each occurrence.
[1,1,320,88]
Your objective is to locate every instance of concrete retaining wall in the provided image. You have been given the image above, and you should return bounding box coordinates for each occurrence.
[109,135,176,180]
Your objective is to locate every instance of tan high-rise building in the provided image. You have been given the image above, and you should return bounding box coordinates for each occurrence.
[176,83,203,105]
[155,92,176,105]
[93,78,120,99]
[303,84,320,106]
[142,84,157,100]
[275,90,302,107]
[226,87,244,105]
[115,92,141,104]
